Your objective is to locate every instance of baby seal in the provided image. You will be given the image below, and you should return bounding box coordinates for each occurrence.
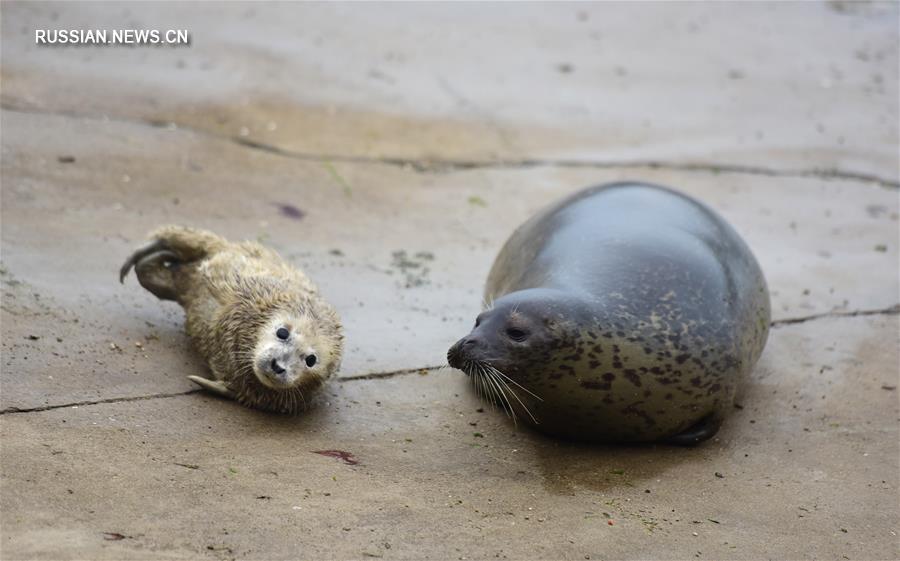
[120,226,343,413]
[447,183,770,445]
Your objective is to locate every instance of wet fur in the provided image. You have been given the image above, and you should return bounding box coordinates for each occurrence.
[121,226,343,413]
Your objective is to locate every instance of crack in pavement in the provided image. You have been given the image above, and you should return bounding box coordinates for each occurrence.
[3,306,897,415]
[0,389,203,415]
[339,364,447,381]
[770,304,900,327]
[3,102,898,189]
[0,367,449,415]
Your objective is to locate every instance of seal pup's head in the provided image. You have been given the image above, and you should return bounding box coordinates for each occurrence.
[447,288,588,422]
[252,308,343,391]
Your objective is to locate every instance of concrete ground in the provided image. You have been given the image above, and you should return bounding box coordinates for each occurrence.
[1,2,898,559]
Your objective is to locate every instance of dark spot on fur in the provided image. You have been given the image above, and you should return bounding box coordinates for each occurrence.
[624,371,642,387]
[622,401,656,427]
[581,380,611,391]
[602,372,615,381]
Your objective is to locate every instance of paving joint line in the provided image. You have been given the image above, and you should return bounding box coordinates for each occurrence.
[770,304,900,327]
[4,303,898,416]
[3,102,897,189]
[0,367,448,415]
[0,389,203,415]
[338,364,446,381]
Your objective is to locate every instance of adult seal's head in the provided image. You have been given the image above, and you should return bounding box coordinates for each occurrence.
[447,182,770,445]
[448,288,587,384]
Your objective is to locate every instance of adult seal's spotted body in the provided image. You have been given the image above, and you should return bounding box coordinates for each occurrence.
[447,183,770,444]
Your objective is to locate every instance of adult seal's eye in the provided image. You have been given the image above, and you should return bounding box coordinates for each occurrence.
[305,354,317,367]
[506,328,529,342]
[276,327,289,340]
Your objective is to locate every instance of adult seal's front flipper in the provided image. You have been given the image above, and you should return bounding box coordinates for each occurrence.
[663,414,723,447]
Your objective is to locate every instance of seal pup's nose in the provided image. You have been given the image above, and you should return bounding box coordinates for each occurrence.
[270,359,286,375]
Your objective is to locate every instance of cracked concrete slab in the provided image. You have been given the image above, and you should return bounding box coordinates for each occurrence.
[2,2,898,179]
[2,2,899,560]
[1,315,897,560]
[2,108,897,413]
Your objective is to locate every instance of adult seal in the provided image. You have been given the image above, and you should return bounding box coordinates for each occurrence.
[447,182,770,445]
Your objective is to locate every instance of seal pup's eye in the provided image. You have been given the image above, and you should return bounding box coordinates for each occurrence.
[276,327,290,340]
[506,328,529,342]
[305,354,317,367]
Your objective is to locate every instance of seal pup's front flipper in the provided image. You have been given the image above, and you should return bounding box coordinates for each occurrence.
[664,414,722,446]
[188,375,236,400]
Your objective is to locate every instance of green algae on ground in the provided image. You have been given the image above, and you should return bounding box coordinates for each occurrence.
[322,160,353,196]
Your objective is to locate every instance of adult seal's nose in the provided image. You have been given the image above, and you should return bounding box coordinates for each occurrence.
[448,336,482,369]
[447,337,469,369]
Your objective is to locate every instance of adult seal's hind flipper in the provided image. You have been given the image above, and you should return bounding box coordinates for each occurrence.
[448,182,770,444]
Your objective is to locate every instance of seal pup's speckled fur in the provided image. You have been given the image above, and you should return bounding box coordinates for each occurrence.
[448,183,769,445]
[121,226,343,413]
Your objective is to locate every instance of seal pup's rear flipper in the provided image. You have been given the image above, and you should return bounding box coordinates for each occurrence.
[120,226,229,284]
[120,239,168,283]
[131,249,180,301]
